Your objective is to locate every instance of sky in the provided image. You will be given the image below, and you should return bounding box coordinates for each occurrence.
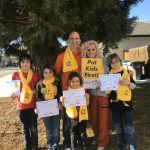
[130,0,150,22]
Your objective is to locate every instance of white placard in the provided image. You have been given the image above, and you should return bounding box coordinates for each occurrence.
[99,73,121,91]
[0,80,20,97]
[63,88,86,107]
[83,78,99,89]
[36,99,59,118]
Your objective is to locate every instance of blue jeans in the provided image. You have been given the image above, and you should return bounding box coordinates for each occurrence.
[17,108,38,150]
[112,110,138,150]
[63,108,71,149]
[42,115,60,148]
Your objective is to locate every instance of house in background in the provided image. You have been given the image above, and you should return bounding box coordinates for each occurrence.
[112,22,150,79]
[0,56,18,68]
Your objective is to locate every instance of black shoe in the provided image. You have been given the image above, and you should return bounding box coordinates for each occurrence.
[64,145,71,149]
[32,147,38,150]
[72,148,78,150]
[78,141,88,150]
[52,147,58,150]
[48,145,53,150]
[78,144,87,150]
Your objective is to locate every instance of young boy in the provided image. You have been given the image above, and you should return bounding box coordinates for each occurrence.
[107,53,138,150]
[11,53,39,150]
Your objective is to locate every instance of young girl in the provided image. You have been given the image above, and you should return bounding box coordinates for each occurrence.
[37,65,62,150]
[107,53,138,150]
[61,71,89,150]
[11,53,39,150]
[82,40,109,150]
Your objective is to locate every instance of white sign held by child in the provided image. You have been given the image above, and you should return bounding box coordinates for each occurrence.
[99,73,121,91]
[63,88,86,107]
[83,78,99,89]
[36,99,59,118]
[0,80,20,98]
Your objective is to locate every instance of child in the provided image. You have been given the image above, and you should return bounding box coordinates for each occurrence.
[107,53,138,150]
[11,53,39,150]
[37,65,62,150]
[61,72,89,150]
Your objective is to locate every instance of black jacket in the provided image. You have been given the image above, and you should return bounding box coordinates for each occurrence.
[37,78,62,102]
[109,70,136,112]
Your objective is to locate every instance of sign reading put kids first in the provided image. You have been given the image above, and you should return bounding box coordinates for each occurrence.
[81,58,104,89]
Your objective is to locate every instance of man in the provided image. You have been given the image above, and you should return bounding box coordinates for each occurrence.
[55,32,81,150]
[55,31,81,90]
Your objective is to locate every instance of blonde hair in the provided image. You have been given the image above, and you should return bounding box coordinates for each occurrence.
[81,40,103,58]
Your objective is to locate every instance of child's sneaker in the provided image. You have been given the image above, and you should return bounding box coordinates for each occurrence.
[92,139,97,145]
[48,145,53,150]
[97,147,104,150]
[51,143,59,150]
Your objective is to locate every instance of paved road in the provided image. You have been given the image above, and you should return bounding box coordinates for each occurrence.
[0,68,18,83]
[0,74,12,83]
[0,67,18,78]
[136,79,150,84]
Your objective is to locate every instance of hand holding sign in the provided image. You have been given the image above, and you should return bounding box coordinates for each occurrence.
[119,79,130,86]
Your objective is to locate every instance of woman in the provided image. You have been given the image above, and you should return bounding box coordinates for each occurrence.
[82,40,109,150]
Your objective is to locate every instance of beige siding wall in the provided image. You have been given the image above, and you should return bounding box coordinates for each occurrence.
[112,37,150,59]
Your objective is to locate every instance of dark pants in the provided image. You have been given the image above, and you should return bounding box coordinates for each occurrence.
[63,109,71,149]
[112,110,138,150]
[17,108,38,150]
[42,115,60,148]
[70,120,87,150]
